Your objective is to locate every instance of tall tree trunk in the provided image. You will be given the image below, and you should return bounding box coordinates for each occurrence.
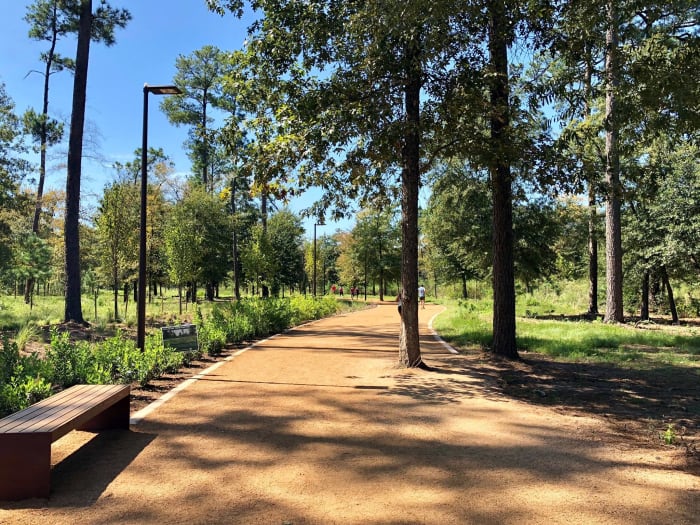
[488,0,518,359]
[584,47,599,318]
[660,267,679,324]
[261,190,269,298]
[63,0,91,325]
[640,270,649,321]
[588,182,599,317]
[398,35,423,369]
[378,232,384,302]
[231,182,241,301]
[603,0,624,323]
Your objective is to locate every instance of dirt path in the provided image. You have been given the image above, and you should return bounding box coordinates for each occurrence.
[2,304,698,524]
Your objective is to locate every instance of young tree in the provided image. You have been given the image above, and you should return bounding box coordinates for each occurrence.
[94,180,138,320]
[241,224,276,296]
[267,209,305,296]
[24,0,72,244]
[13,233,52,310]
[164,205,201,314]
[423,164,492,297]
[63,0,130,324]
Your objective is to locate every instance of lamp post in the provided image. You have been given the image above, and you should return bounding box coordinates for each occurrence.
[138,84,181,351]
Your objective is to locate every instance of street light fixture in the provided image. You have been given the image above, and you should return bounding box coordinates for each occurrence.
[138,83,181,351]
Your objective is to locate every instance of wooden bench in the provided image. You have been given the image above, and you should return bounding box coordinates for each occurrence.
[0,383,130,500]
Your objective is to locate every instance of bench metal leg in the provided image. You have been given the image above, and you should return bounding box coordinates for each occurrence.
[0,433,52,500]
[78,394,130,431]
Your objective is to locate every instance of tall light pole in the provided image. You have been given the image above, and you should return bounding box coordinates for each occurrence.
[138,84,181,351]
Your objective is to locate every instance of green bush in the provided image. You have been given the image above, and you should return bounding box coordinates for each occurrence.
[92,331,183,387]
[199,324,226,356]
[202,296,342,348]
[46,330,94,388]
[0,337,53,417]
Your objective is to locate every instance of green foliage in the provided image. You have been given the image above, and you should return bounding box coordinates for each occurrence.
[202,296,341,348]
[267,209,305,295]
[0,374,52,417]
[44,328,185,390]
[160,45,232,188]
[94,180,139,317]
[46,330,94,388]
[15,321,39,353]
[0,336,52,417]
[662,424,677,445]
[198,322,226,356]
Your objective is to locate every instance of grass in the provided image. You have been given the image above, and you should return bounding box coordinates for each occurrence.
[0,289,243,333]
[433,289,700,368]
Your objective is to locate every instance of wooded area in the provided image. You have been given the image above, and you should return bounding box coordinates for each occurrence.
[0,0,698,368]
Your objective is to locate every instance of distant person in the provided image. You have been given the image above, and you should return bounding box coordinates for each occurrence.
[339,286,344,296]
[418,284,426,309]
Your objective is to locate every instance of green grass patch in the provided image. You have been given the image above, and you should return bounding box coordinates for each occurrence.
[434,297,700,368]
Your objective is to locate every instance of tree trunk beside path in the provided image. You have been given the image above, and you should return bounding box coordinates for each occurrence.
[2,304,696,524]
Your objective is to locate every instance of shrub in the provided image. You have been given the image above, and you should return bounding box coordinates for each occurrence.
[0,337,52,417]
[198,321,226,356]
[92,332,183,387]
[92,331,141,384]
[46,330,94,388]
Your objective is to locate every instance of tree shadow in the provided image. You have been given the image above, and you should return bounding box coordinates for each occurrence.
[2,429,156,509]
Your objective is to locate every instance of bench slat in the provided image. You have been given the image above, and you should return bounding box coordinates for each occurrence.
[0,384,94,433]
[0,384,100,432]
[30,385,128,438]
[0,385,129,437]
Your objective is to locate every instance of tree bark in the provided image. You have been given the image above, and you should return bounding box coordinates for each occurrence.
[585,47,599,318]
[398,34,424,369]
[640,270,649,321]
[488,0,518,359]
[660,266,679,324]
[63,0,91,324]
[603,0,624,323]
[231,181,241,301]
[261,190,269,298]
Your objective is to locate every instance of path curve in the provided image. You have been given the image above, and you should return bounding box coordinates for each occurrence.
[2,304,697,524]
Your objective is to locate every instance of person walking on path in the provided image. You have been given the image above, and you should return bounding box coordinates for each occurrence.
[418,284,426,309]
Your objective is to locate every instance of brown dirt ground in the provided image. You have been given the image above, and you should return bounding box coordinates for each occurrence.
[2,303,698,524]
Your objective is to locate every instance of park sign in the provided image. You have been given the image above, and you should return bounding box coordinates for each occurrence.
[161,323,198,352]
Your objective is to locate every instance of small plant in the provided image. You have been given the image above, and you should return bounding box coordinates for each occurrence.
[15,321,40,353]
[662,424,676,445]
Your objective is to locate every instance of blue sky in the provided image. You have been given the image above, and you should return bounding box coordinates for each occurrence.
[0,1,350,235]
